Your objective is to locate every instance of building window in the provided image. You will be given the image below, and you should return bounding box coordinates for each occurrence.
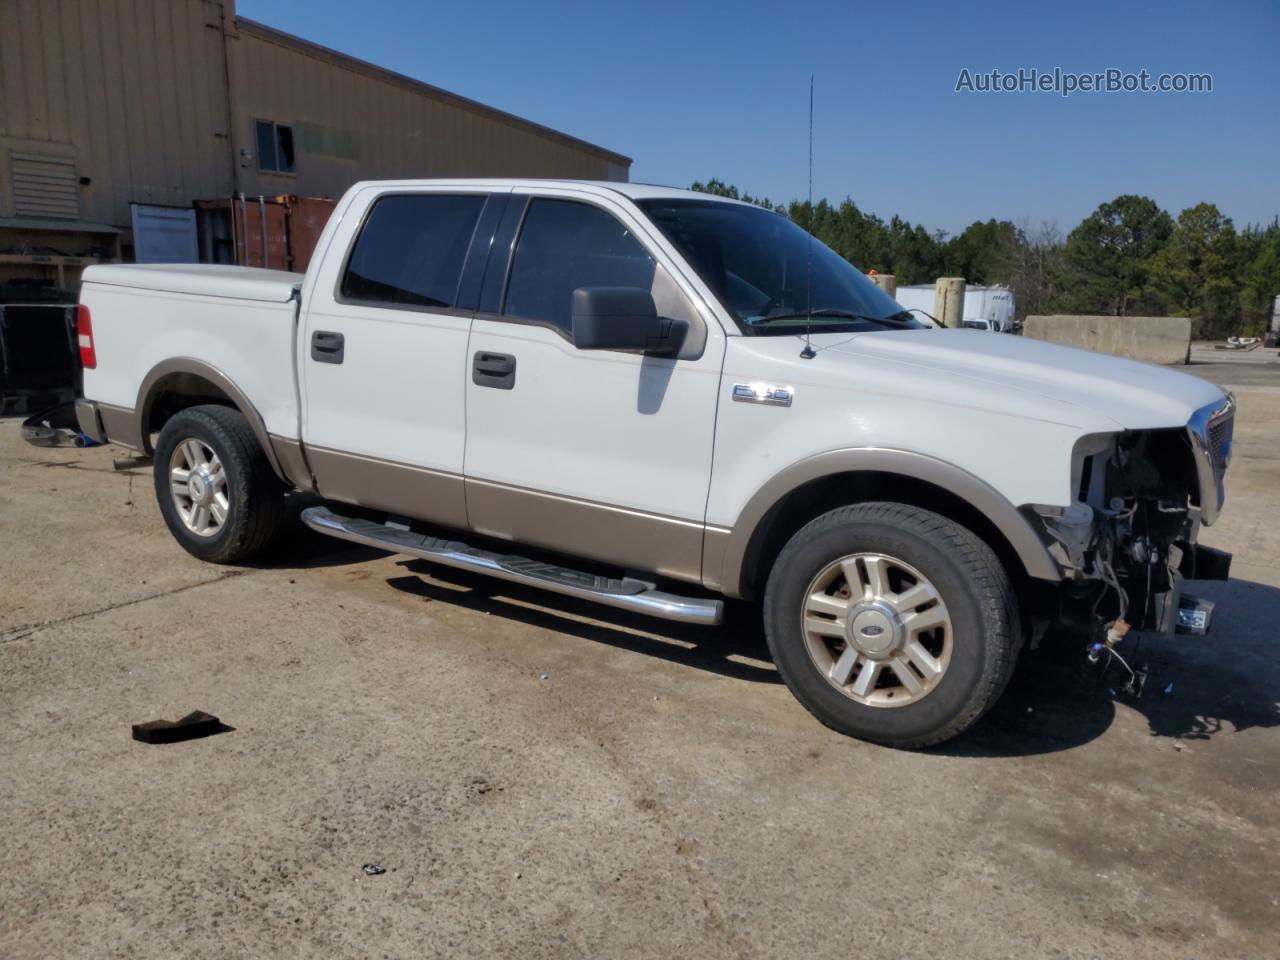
[255,120,295,173]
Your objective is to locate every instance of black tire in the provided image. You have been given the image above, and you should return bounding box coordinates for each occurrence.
[763,502,1020,749]
[153,405,287,563]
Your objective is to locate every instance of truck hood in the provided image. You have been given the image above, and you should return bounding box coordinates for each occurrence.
[749,329,1225,431]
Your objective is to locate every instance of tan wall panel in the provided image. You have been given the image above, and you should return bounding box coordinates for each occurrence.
[154,0,185,193]
[39,0,70,144]
[2,0,626,237]
[233,22,625,199]
[121,0,159,206]
[18,1,50,142]
[59,0,93,202]
[92,0,138,223]
[0,11,29,176]
[1,0,234,228]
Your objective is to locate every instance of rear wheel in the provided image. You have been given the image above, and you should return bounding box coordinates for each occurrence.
[153,405,287,563]
[763,502,1019,748]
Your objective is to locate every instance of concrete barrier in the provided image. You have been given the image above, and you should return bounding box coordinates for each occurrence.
[1022,315,1191,365]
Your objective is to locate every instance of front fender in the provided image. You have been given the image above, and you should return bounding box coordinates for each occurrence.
[706,447,1062,597]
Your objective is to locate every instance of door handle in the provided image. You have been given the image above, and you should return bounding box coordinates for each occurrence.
[472,351,516,389]
[311,330,345,364]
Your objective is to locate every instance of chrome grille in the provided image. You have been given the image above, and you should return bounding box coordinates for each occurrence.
[1187,394,1234,526]
[1207,409,1234,475]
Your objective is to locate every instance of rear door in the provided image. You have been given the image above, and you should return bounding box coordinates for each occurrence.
[462,190,724,584]
[299,186,506,526]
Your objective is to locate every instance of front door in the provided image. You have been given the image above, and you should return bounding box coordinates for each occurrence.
[463,192,724,584]
[300,187,496,527]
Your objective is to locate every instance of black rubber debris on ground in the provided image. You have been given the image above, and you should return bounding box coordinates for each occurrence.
[131,710,231,744]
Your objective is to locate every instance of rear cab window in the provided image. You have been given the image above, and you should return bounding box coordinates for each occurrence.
[340,194,486,310]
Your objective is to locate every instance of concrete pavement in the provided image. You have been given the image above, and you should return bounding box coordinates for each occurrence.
[2,369,1277,959]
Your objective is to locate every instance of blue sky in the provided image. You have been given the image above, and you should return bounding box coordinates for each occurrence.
[238,0,1279,236]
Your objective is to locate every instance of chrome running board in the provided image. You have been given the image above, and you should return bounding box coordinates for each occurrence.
[301,505,723,626]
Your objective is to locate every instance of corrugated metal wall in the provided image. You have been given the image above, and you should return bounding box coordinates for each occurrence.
[0,0,629,236]
[0,0,236,227]
[228,19,627,197]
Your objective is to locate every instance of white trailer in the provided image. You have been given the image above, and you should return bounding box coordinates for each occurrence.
[893,284,1016,332]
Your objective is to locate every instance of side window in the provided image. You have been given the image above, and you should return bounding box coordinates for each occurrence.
[504,199,656,334]
[341,194,485,309]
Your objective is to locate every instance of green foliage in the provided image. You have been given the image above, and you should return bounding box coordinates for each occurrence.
[1149,203,1240,336]
[1239,220,1280,336]
[781,198,945,284]
[944,219,1020,284]
[887,215,946,285]
[689,180,1278,336]
[1060,195,1172,316]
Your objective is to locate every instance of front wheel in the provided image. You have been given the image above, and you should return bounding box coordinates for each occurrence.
[763,502,1019,748]
[153,405,287,563]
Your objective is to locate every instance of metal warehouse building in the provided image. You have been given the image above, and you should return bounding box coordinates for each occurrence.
[0,0,631,291]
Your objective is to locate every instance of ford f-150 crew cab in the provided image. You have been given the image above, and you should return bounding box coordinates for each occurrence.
[71,179,1234,747]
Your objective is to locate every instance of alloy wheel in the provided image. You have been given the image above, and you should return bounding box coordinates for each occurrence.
[801,552,952,707]
[168,438,229,537]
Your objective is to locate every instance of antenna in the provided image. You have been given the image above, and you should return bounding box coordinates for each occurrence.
[800,75,816,360]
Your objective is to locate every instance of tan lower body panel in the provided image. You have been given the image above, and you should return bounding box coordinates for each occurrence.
[700,526,732,593]
[465,478,705,584]
[306,446,468,529]
[293,448,709,584]
[97,402,143,451]
[268,435,315,492]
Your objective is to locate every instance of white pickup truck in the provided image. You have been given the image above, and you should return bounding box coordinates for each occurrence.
[72,179,1234,747]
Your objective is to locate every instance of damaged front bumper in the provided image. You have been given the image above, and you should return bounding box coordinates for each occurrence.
[1025,395,1235,638]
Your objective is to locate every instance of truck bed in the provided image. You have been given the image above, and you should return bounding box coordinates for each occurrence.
[79,263,304,449]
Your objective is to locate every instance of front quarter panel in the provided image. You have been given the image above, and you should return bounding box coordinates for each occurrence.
[706,336,1093,591]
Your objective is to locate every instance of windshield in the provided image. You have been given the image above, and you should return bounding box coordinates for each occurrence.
[636,198,922,335]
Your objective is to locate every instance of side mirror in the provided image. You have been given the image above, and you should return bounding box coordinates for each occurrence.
[571,287,688,358]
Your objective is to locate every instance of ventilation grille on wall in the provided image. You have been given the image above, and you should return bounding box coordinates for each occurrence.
[11,153,80,219]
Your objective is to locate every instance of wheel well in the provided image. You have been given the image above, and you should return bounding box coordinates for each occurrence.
[141,373,237,453]
[738,471,1031,599]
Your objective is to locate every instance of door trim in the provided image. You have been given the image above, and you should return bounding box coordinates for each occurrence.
[307,445,468,529]
[268,435,314,492]
[465,477,705,584]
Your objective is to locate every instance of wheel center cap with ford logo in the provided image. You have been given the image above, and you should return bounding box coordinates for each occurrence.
[847,603,900,657]
[188,470,211,506]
